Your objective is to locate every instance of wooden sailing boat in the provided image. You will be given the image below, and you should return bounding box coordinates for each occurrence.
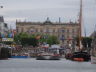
[70,0,90,61]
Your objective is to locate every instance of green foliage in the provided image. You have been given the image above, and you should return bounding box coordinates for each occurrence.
[14,33,38,46]
[75,37,92,48]
[14,34,20,44]
[47,35,59,45]
[39,34,48,43]
[82,37,92,48]
[14,33,59,46]
[21,38,38,47]
[38,35,59,45]
[19,32,29,38]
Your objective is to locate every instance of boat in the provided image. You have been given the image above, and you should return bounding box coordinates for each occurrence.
[71,51,90,61]
[36,52,60,60]
[65,0,91,62]
[11,53,30,58]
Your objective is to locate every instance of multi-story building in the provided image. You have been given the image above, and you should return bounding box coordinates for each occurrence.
[0,16,8,37]
[16,18,80,44]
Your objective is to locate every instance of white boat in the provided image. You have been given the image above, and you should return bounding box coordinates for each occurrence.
[36,52,60,60]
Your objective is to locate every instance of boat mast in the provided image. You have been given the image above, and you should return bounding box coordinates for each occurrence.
[78,0,82,50]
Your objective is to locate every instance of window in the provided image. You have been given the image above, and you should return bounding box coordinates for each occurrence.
[53,29,55,32]
[46,29,49,33]
[40,29,43,32]
[72,29,75,33]
[62,30,65,33]
[4,23,8,28]
[49,29,53,33]
[35,29,38,32]
[67,29,69,33]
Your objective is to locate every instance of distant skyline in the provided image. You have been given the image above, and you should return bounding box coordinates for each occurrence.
[0,0,96,36]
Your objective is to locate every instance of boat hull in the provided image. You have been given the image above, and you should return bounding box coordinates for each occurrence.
[36,55,60,60]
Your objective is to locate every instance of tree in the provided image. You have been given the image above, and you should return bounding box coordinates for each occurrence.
[82,37,92,48]
[47,35,59,45]
[14,33,59,46]
[21,38,38,47]
[14,34,20,44]
[14,32,29,44]
[82,37,87,48]
[14,33,38,47]
[39,34,48,43]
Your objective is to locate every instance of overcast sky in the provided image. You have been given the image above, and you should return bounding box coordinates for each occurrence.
[0,0,96,36]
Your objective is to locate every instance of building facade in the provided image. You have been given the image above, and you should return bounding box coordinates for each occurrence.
[0,16,8,37]
[16,19,80,44]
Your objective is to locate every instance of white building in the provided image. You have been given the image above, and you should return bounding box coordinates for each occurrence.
[0,16,8,37]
